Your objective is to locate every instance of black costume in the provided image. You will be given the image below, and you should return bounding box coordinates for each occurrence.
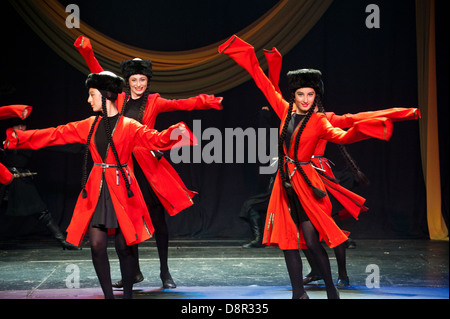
[0,148,79,250]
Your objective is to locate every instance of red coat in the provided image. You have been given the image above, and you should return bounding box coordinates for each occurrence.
[265,111,392,250]
[4,116,195,246]
[0,105,33,184]
[313,108,421,220]
[116,92,222,215]
[219,36,394,249]
[76,37,222,215]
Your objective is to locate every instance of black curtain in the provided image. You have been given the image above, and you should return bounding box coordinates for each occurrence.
[0,0,434,241]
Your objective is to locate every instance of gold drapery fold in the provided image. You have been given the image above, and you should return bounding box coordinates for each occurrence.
[415,0,448,240]
[9,0,333,98]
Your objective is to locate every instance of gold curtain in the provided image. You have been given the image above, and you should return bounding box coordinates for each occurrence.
[415,0,448,240]
[9,0,333,98]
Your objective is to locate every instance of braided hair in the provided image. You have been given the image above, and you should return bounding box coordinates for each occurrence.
[120,80,150,124]
[317,98,370,186]
[82,71,132,198]
[101,96,134,198]
[277,97,294,186]
[119,58,153,124]
[81,114,99,198]
[81,95,134,199]
[278,94,326,198]
[293,96,327,198]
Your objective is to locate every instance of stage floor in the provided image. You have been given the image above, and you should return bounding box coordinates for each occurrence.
[0,238,448,300]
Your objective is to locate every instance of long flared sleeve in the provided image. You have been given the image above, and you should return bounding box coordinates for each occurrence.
[327,108,420,129]
[74,36,104,73]
[0,105,32,120]
[317,113,393,144]
[4,118,94,150]
[128,120,197,151]
[154,94,223,114]
[219,35,288,119]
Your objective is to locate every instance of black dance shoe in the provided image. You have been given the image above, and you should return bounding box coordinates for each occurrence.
[161,274,177,289]
[336,275,350,287]
[112,271,144,288]
[303,272,323,284]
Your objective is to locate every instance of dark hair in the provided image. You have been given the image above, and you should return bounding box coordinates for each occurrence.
[81,96,134,199]
[278,94,326,198]
[277,96,294,186]
[121,80,150,123]
[318,101,370,186]
[81,115,99,198]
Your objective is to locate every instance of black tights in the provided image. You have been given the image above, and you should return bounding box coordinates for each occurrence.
[134,203,171,280]
[89,225,137,299]
[303,241,347,278]
[283,221,338,299]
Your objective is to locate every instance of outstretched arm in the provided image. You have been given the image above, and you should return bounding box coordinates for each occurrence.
[317,113,393,145]
[327,108,420,129]
[0,105,32,120]
[4,118,94,150]
[131,121,197,151]
[154,94,223,114]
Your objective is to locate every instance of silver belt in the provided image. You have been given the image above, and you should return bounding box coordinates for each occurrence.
[311,155,334,172]
[284,156,310,165]
[284,156,311,178]
[94,163,131,185]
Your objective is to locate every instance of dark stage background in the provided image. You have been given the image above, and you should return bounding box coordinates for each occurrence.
[0,0,447,241]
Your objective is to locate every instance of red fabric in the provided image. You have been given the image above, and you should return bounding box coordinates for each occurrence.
[0,105,32,120]
[0,163,13,184]
[262,40,421,223]
[263,48,282,94]
[220,35,394,250]
[4,116,195,247]
[75,36,223,215]
[0,104,33,184]
[313,109,420,220]
[74,36,103,73]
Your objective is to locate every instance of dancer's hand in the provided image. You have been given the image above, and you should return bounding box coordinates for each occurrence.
[177,123,187,133]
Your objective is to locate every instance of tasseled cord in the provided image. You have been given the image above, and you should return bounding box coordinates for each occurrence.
[312,186,327,199]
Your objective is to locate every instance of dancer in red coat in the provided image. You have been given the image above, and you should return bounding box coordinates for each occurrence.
[218,35,408,299]
[262,48,421,287]
[4,71,194,298]
[75,36,222,288]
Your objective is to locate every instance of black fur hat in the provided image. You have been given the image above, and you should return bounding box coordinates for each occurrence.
[287,69,324,96]
[85,71,125,94]
[120,58,153,79]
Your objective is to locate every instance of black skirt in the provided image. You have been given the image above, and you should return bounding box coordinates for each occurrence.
[283,182,310,227]
[90,177,119,229]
